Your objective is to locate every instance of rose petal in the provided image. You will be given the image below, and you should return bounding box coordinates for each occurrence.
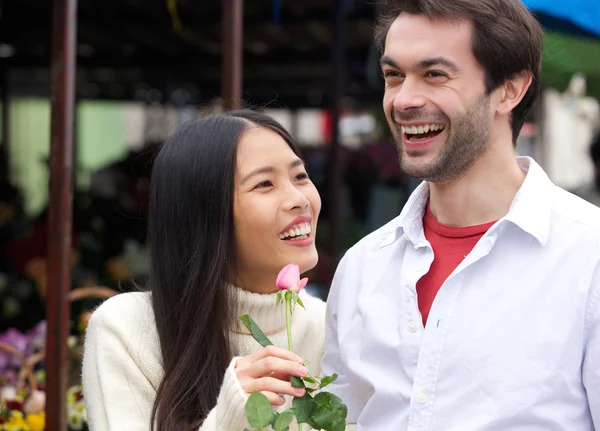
[276,264,300,291]
[295,278,309,293]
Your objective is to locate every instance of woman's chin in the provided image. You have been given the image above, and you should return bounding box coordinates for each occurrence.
[296,250,319,275]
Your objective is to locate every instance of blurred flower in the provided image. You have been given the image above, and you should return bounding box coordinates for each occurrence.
[1,369,18,386]
[26,411,45,431]
[3,410,28,431]
[1,385,17,400]
[67,405,85,431]
[5,398,24,412]
[34,370,45,386]
[23,390,45,415]
[67,385,84,404]
[67,336,78,350]
[0,329,27,369]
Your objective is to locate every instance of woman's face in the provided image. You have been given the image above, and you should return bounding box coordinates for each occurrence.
[233,126,321,292]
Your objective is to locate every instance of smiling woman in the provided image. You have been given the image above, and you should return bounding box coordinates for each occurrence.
[234,125,321,293]
[81,110,327,431]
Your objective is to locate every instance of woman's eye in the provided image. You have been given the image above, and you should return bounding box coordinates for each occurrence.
[255,180,273,189]
[296,173,310,181]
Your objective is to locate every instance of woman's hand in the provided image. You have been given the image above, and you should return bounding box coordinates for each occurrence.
[235,345,308,406]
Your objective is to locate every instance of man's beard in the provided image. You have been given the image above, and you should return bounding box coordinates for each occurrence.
[391,94,491,183]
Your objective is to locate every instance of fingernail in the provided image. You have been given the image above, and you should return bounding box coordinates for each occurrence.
[298,365,308,375]
[279,396,286,404]
[295,388,306,396]
[295,355,303,363]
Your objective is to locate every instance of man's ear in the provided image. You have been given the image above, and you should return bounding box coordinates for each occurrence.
[496,71,532,116]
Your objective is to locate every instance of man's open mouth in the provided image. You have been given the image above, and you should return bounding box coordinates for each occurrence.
[401,124,445,141]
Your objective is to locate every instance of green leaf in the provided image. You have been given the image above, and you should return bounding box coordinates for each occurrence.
[273,409,295,431]
[240,315,274,347]
[270,411,280,427]
[303,376,317,384]
[310,392,348,431]
[276,291,284,307]
[292,392,316,423]
[245,392,274,428]
[291,376,305,388]
[318,373,339,389]
[296,296,306,310]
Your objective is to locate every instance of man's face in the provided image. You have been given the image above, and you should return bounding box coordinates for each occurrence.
[381,14,494,182]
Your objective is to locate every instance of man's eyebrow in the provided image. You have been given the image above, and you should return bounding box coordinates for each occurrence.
[380,55,460,74]
[379,55,399,69]
[414,57,460,73]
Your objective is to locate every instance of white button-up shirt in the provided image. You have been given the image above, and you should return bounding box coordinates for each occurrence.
[322,157,600,430]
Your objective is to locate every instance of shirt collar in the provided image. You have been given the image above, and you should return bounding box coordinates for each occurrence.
[380,157,554,248]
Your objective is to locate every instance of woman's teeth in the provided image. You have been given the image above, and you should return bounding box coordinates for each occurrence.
[279,222,312,240]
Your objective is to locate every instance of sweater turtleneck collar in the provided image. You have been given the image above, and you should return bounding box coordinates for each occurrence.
[229,285,288,335]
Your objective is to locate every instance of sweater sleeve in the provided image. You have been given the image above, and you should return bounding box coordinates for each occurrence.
[82,294,252,431]
[199,357,251,430]
[82,295,163,431]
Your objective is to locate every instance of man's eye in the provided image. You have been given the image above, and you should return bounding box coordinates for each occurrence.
[426,71,447,78]
[383,70,403,78]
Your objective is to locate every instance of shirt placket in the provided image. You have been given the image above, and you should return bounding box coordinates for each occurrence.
[406,232,497,431]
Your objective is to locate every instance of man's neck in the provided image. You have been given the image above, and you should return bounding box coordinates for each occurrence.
[428,146,526,227]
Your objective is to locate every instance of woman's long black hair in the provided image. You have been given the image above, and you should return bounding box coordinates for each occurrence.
[148,109,300,431]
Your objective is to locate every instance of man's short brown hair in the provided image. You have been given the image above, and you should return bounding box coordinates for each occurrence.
[375,0,544,143]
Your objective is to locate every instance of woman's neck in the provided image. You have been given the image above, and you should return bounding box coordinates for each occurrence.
[232,270,279,294]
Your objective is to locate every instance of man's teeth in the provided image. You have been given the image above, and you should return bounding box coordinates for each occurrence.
[279,222,312,240]
[401,124,445,135]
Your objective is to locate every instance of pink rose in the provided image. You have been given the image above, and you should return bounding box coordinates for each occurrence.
[276,264,308,293]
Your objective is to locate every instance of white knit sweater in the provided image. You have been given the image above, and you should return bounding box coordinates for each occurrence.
[82,287,326,431]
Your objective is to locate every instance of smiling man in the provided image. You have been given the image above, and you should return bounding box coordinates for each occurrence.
[321,0,600,430]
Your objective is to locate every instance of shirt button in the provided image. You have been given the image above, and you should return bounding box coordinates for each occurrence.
[418,393,428,404]
[408,322,418,333]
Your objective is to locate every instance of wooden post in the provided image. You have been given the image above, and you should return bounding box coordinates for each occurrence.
[328,0,346,276]
[221,0,243,110]
[0,64,9,174]
[45,0,77,428]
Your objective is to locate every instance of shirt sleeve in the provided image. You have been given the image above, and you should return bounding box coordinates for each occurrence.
[320,254,362,425]
[583,277,600,429]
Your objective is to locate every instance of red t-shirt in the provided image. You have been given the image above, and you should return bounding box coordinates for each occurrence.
[416,206,496,326]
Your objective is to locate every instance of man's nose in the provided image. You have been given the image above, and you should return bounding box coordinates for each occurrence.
[392,78,427,112]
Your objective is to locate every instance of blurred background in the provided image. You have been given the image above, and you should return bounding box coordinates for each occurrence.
[0,0,599,324]
[0,1,599,426]
[1,0,600,326]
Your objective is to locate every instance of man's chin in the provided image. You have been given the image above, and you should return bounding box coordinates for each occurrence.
[400,156,442,180]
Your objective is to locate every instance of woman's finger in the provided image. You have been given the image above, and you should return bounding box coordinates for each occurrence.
[271,372,292,381]
[246,356,307,379]
[246,376,306,398]
[258,391,287,406]
[245,345,304,365]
